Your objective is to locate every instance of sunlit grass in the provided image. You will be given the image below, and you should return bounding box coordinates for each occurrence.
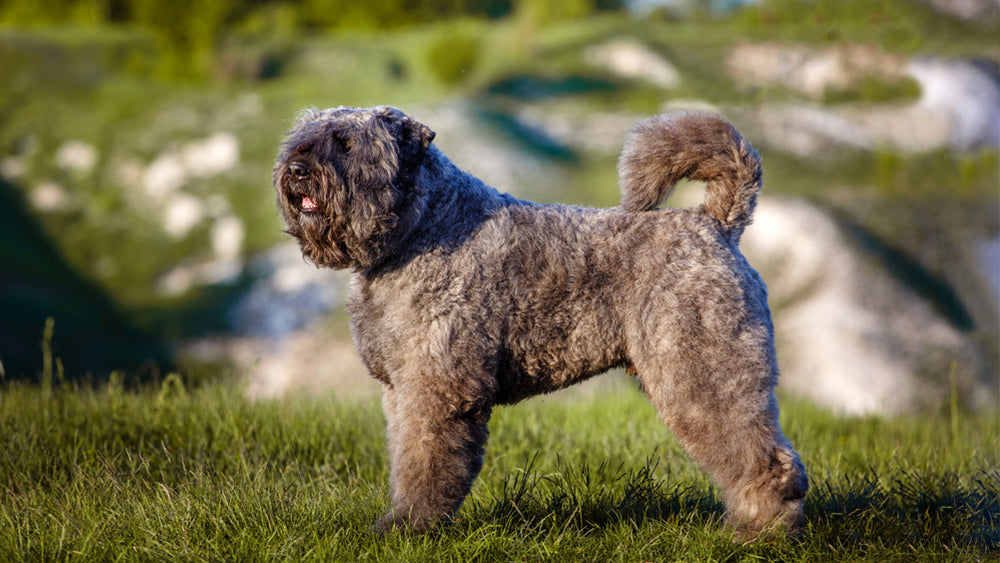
[1,375,996,561]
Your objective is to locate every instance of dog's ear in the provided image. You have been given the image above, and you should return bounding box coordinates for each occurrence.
[377,108,435,172]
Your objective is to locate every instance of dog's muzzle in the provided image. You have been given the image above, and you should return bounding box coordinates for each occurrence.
[286,162,319,214]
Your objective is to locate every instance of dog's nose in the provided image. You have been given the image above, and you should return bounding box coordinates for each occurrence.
[289,162,310,179]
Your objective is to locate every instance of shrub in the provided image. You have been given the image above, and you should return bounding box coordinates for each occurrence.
[425,31,481,87]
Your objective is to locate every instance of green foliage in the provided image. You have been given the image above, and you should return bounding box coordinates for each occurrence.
[0,377,996,560]
[732,0,996,50]
[425,28,482,87]
[515,0,598,27]
[821,75,921,105]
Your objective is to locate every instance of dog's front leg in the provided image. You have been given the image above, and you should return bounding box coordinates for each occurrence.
[375,382,491,533]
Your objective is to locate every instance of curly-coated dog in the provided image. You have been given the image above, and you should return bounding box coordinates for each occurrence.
[272,105,808,540]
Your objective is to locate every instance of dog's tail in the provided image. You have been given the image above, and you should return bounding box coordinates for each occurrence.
[617,111,762,242]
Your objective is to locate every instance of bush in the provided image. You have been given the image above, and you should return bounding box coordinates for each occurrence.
[425,31,481,87]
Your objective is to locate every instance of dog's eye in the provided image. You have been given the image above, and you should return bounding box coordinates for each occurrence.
[289,163,310,179]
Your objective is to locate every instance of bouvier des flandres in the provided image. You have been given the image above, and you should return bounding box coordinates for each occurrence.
[273,105,808,540]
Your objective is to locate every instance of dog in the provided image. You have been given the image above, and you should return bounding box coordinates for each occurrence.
[272,105,808,540]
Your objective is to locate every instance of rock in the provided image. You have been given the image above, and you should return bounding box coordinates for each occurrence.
[156,258,242,296]
[727,43,906,99]
[238,333,378,399]
[187,243,371,399]
[904,57,1000,150]
[923,0,1000,20]
[30,181,69,211]
[584,38,681,89]
[55,140,98,173]
[745,103,874,157]
[142,132,241,200]
[0,156,26,179]
[162,193,206,238]
[977,234,1000,309]
[232,243,349,339]
[739,196,989,414]
[143,153,186,200]
[417,102,561,197]
[729,42,1000,155]
[181,132,240,178]
[516,103,644,154]
[113,158,144,188]
[211,214,245,262]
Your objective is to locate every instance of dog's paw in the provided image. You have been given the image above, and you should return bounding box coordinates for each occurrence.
[374,510,444,535]
[373,512,407,535]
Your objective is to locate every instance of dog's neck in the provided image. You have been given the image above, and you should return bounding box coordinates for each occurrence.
[417,147,520,223]
[359,147,520,278]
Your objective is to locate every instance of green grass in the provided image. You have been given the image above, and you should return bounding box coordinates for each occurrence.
[1,376,997,561]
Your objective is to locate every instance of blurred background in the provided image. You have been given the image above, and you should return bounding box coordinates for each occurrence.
[0,0,997,414]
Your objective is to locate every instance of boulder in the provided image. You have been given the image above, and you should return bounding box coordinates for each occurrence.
[740,196,990,414]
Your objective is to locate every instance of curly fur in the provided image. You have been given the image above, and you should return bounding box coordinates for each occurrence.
[273,105,808,541]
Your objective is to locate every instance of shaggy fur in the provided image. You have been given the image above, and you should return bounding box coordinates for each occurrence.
[273,106,808,541]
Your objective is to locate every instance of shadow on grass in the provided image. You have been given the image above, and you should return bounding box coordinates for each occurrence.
[808,468,1000,552]
[471,456,724,533]
[466,457,999,553]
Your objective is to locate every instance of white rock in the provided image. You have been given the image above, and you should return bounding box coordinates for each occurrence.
[156,258,243,297]
[199,258,242,285]
[516,104,644,154]
[30,181,69,211]
[740,197,985,414]
[727,43,905,99]
[906,57,1000,150]
[419,102,559,197]
[114,158,144,187]
[924,0,999,20]
[731,45,1000,154]
[977,234,1000,309]
[143,153,186,200]
[182,132,240,178]
[55,140,98,173]
[232,243,349,339]
[236,334,377,399]
[211,215,245,261]
[584,38,681,89]
[157,264,197,296]
[141,132,240,199]
[163,193,206,238]
[0,156,25,179]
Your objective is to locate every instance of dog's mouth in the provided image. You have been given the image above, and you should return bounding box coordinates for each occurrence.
[299,194,319,214]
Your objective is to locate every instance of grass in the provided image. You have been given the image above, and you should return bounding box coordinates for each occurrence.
[1,375,997,561]
[0,15,998,557]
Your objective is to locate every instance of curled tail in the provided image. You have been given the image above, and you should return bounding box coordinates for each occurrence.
[617,111,762,242]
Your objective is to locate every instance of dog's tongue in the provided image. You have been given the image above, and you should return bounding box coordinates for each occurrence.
[301,196,318,212]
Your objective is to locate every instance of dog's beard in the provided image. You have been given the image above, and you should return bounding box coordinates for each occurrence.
[276,171,354,269]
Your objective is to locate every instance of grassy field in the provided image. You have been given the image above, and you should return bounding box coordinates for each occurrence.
[1,7,999,560]
[1,374,996,561]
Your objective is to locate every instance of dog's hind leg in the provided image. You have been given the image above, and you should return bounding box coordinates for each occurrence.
[375,382,491,533]
[633,331,808,541]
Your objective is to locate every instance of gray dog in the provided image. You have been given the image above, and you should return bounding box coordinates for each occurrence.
[273,105,808,540]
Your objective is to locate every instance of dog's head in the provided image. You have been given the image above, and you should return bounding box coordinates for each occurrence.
[273,106,436,269]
